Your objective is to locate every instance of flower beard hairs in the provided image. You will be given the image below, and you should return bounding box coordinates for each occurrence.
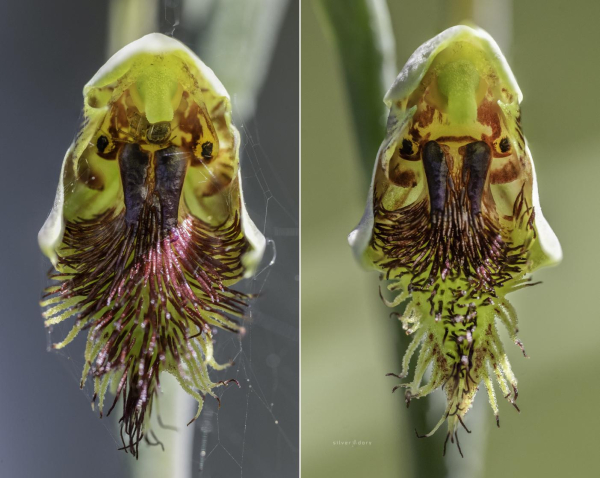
[349,25,562,457]
[373,171,535,457]
[42,144,249,457]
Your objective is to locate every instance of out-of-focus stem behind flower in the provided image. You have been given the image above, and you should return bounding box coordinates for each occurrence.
[107,0,160,56]
[127,375,197,478]
[449,0,512,53]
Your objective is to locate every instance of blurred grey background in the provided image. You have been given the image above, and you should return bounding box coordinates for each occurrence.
[0,1,298,477]
[302,0,600,477]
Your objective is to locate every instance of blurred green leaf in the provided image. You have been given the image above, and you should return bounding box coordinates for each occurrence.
[198,0,291,122]
[314,0,395,172]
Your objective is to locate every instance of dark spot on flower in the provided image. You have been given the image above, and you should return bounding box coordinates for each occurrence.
[87,95,99,108]
[400,138,414,155]
[201,141,213,159]
[392,169,417,188]
[97,135,109,153]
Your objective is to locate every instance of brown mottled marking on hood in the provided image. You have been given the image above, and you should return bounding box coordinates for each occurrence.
[490,158,520,184]
[179,101,203,149]
[391,168,418,188]
[416,104,437,129]
[477,97,502,141]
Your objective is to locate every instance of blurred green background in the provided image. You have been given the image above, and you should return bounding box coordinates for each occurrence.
[301,1,600,477]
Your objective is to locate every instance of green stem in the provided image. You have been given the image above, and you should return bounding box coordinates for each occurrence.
[106,0,160,56]
[451,0,513,53]
[448,0,475,26]
[126,374,197,478]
